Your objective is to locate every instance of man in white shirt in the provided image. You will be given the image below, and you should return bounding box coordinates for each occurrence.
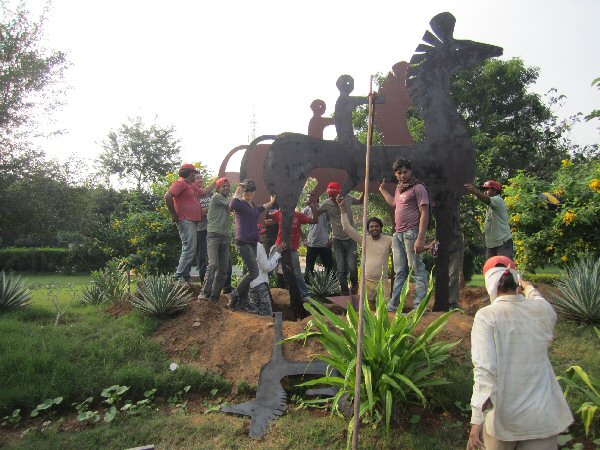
[468,256,573,450]
[247,227,287,316]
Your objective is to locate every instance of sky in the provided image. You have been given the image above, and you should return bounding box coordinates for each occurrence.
[26,0,600,175]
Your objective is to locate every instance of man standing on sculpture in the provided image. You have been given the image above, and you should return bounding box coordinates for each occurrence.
[379,159,430,312]
[302,195,334,283]
[165,163,205,283]
[309,182,363,296]
[199,177,231,304]
[464,180,513,260]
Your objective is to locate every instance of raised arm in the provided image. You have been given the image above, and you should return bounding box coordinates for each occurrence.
[464,183,491,205]
[337,198,361,243]
[262,194,276,210]
[378,180,395,207]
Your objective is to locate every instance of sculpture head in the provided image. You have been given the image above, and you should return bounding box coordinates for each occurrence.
[336,75,354,95]
[310,99,326,116]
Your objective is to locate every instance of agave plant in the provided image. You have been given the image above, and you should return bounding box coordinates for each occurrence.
[91,259,129,304]
[284,272,458,447]
[552,255,600,325]
[0,271,31,312]
[131,275,191,318]
[79,284,106,305]
[306,269,340,299]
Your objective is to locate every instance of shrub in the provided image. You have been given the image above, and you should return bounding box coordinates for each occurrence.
[80,284,106,305]
[0,247,69,272]
[307,269,340,299]
[285,276,458,446]
[131,275,191,318]
[92,259,129,304]
[524,273,561,286]
[558,327,600,436]
[0,272,31,312]
[552,255,600,325]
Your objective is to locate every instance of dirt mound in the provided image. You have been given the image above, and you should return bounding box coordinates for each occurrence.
[153,289,323,385]
[153,286,493,383]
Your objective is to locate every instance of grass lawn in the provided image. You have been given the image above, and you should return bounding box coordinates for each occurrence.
[1,273,598,449]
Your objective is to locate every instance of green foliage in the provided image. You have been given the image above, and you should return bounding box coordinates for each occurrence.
[168,385,191,414]
[558,328,600,436]
[524,273,561,286]
[0,271,30,312]
[101,385,129,422]
[0,1,68,148]
[79,283,106,305]
[1,408,21,428]
[0,247,69,272]
[91,259,129,304]
[30,397,63,417]
[72,397,100,423]
[285,278,458,447]
[504,159,600,271]
[132,275,191,318]
[306,269,340,299]
[552,256,600,325]
[121,388,157,416]
[98,117,181,192]
[584,77,600,122]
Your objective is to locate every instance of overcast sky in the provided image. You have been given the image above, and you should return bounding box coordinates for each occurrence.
[28,0,600,175]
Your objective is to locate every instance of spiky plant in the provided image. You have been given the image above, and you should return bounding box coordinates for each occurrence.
[0,271,31,312]
[131,275,191,318]
[91,259,129,304]
[552,255,600,325]
[79,284,106,305]
[284,272,458,447]
[306,269,340,299]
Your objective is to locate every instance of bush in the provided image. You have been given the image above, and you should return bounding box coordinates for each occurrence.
[306,269,340,299]
[285,276,458,446]
[552,255,600,325]
[524,273,561,286]
[0,272,31,312]
[131,275,191,318]
[92,260,129,304]
[0,247,69,272]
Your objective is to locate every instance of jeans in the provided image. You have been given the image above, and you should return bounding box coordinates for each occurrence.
[291,250,309,300]
[389,227,428,311]
[175,219,197,282]
[332,238,358,295]
[304,246,335,282]
[196,229,208,282]
[486,238,514,260]
[234,241,259,303]
[202,232,230,302]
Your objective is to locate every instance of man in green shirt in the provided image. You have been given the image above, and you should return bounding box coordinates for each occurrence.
[465,180,513,260]
[200,178,231,304]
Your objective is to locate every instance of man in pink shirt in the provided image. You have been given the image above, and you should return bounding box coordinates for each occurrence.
[164,163,207,282]
[379,158,430,312]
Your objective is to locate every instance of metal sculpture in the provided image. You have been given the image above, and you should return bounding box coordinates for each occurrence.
[221,312,330,438]
[260,12,502,311]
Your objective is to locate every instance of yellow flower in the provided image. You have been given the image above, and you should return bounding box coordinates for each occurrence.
[590,178,600,193]
[562,159,573,168]
[555,188,565,197]
[563,210,577,226]
[562,255,569,262]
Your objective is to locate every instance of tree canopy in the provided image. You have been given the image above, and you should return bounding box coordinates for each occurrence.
[98,117,181,192]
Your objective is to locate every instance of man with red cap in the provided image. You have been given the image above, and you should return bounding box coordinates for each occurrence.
[465,180,513,260]
[165,163,210,283]
[309,181,363,295]
[200,177,232,303]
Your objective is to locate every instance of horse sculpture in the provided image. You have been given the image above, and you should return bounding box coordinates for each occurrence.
[260,12,503,312]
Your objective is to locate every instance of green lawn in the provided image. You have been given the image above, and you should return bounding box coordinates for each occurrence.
[1,273,598,449]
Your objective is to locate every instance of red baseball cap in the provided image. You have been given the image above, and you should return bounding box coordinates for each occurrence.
[216,177,230,188]
[481,180,502,192]
[181,163,199,172]
[483,256,516,276]
[327,182,341,195]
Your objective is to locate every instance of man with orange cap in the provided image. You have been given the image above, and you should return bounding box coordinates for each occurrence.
[309,182,363,295]
[465,180,513,260]
[467,256,572,450]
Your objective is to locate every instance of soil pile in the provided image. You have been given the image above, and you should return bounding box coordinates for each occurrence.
[154,286,493,383]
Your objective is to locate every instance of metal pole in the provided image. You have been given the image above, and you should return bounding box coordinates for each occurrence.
[352,76,376,450]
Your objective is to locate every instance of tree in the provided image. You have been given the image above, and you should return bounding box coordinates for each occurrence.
[451,58,569,183]
[0,1,68,150]
[98,117,181,192]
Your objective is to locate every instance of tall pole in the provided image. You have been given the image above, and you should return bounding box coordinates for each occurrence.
[352,76,376,450]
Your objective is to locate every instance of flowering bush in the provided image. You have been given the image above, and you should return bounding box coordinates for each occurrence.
[503,159,600,271]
